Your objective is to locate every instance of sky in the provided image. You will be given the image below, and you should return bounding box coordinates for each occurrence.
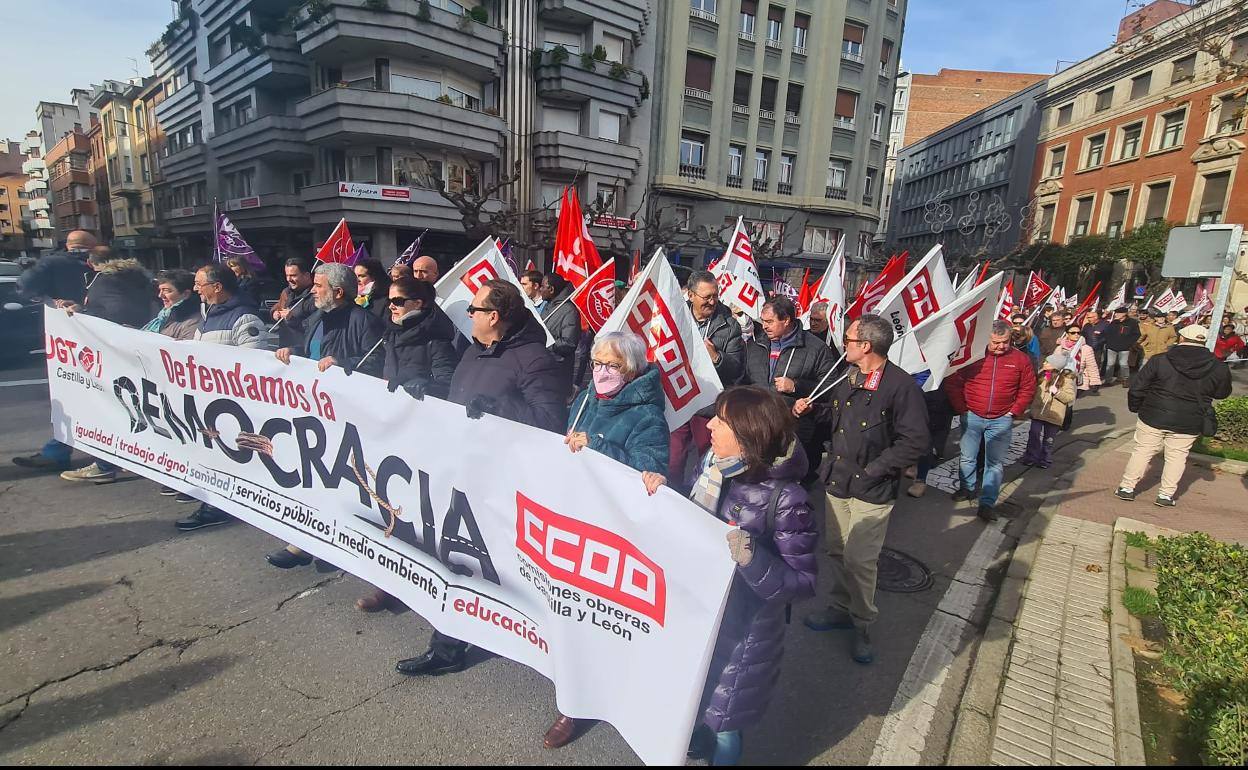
[2,0,1139,145]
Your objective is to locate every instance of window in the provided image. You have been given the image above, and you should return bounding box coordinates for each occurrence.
[674,206,692,231]
[760,78,778,112]
[785,83,803,116]
[595,184,617,214]
[766,6,783,43]
[1143,181,1170,223]
[347,154,378,183]
[224,168,254,198]
[880,39,893,76]
[134,108,145,132]
[803,226,840,254]
[1130,72,1152,100]
[727,145,743,186]
[895,87,907,108]
[1198,172,1230,224]
[539,182,565,210]
[1071,197,1093,237]
[390,74,440,100]
[1233,33,1248,65]
[1171,54,1196,84]
[1216,92,1246,134]
[827,158,848,190]
[835,90,857,129]
[598,110,622,142]
[691,0,717,14]
[1105,190,1129,237]
[794,14,809,51]
[543,29,582,55]
[1094,88,1113,112]
[1037,204,1055,241]
[872,104,886,138]
[140,155,149,182]
[1084,134,1106,168]
[680,133,706,167]
[117,106,129,137]
[754,149,769,180]
[732,71,752,106]
[1056,103,1073,127]
[842,22,865,60]
[1158,108,1185,149]
[740,0,756,35]
[375,58,391,92]
[446,159,478,195]
[603,33,627,63]
[779,153,795,186]
[543,106,580,133]
[1048,146,1066,177]
[864,168,877,202]
[216,97,254,132]
[685,52,714,93]
[1118,123,1142,159]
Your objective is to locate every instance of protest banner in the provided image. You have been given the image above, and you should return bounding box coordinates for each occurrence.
[709,217,766,320]
[42,308,735,766]
[888,273,1004,392]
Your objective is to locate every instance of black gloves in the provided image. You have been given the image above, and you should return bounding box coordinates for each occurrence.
[465,395,498,420]
[341,359,355,376]
[403,380,429,401]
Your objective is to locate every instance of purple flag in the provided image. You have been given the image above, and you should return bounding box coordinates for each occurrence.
[499,238,519,277]
[393,230,427,267]
[215,209,265,272]
[346,242,369,267]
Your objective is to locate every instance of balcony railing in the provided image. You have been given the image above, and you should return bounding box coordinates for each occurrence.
[684,87,713,101]
[690,8,717,23]
[825,186,848,200]
[732,104,750,115]
[765,38,782,50]
[784,112,801,125]
[726,174,743,189]
[679,164,707,181]
[863,193,874,206]
[739,31,755,43]
[794,45,807,56]
[842,51,864,64]
[834,116,855,130]
[752,179,768,192]
[778,182,793,195]
[758,109,775,120]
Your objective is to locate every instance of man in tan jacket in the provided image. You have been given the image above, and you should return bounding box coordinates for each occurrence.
[1138,310,1178,364]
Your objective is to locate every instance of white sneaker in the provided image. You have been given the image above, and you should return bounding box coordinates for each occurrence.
[60,462,116,483]
[907,480,927,498]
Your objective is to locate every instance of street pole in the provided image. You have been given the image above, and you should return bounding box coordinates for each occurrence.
[1206,224,1243,354]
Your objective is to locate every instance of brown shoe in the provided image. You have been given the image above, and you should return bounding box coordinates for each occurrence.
[543,714,577,749]
[355,588,391,612]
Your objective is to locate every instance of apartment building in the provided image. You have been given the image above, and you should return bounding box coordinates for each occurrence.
[649,0,907,272]
[0,173,30,258]
[44,130,99,238]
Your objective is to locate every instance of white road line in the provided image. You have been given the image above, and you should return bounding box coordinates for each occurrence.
[870,519,1009,765]
[0,378,48,388]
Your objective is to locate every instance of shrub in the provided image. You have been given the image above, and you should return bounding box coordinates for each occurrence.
[1214,395,1248,445]
[435,94,453,105]
[468,5,488,23]
[1122,586,1158,617]
[580,52,596,70]
[549,45,569,65]
[592,44,608,61]
[609,62,629,80]
[416,0,431,21]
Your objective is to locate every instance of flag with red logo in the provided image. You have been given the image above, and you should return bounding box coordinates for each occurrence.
[552,187,603,288]
[569,258,618,333]
[795,268,813,314]
[1023,271,1052,309]
[888,273,1004,392]
[1070,281,1102,322]
[314,218,355,264]
[525,257,537,272]
[709,217,767,320]
[630,250,641,282]
[869,244,957,372]
[996,279,1015,320]
[846,254,907,321]
[800,235,847,349]
[435,237,553,345]
[599,249,723,429]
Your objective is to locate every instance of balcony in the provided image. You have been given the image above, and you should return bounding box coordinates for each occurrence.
[155,81,205,128]
[535,60,645,114]
[300,180,501,230]
[863,193,874,206]
[32,237,54,250]
[20,135,41,154]
[758,109,775,121]
[49,170,91,193]
[149,13,196,74]
[726,175,742,189]
[738,31,755,44]
[784,112,801,125]
[222,192,307,230]
[29,199,50,212]
[164,203,211,234]
[778,183,793,196]
[684,87,712,102]
[538,0,648,40]
[765,38,782,50]
[21,158,46,175]
[205,31,308,100]
[33,216,53,231]
[842,51,864,64]
[161,143,207,185]
[532,132,642,181]
[752,179,768,192]
[23,178,47,195]
[110,179,143,196]
[732,104,750,115]
[210,114,310,169]
[690,8,717,24]
[296,86,504,158]
[825,186,848,200]
[679,164,707,181]
[794,45,807,56]
[296,0,503,81]
[834,116,856,131]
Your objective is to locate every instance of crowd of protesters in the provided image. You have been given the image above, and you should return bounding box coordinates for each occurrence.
[8,232,1242,765]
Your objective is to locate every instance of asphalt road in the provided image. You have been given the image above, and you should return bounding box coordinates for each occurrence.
[0,347,1056,765]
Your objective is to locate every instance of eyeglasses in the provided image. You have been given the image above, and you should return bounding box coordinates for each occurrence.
[1066,330,1081,336]
[843,337,867,346]
[466,305,496,315]
[389,296,414,306]
[193,281,219,289]
[591,359,624,372]
[691,291,717,301]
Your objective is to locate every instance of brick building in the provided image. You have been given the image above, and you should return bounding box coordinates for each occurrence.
[902,68,1046,148]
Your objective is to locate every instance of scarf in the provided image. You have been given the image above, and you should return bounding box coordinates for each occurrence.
[142,297,185,333]
[690,453,748,515]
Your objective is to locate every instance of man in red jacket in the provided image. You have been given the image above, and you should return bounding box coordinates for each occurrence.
[945,320,1037,521]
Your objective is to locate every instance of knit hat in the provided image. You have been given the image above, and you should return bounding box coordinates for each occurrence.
[1045,351,1069,368]
[1178,325,1208,343]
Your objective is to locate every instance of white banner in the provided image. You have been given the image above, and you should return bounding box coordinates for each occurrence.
[1104,282,1127,312]
[710,217,766,320]
[42,308,734,766]
[800,236,847,352]
[889,274,1004,392]
[600,249,723,430]
[435,237,554,346]
[872,245,956,373]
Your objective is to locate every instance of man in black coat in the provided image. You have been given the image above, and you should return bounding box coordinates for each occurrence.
[668,270,745,492]
[397,279,568,677]
[270,257,316,349]
[796,314,929,665]
[16,229,96,307]
[538,272,580,399]
[273,262,385,378]
[742,296,834,476]
[1116,324,1231,507]
[1102,306,1140,386]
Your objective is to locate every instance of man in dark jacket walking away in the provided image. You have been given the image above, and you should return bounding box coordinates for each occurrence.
[539,272,580,399]
[743,296,834,479]
[16,229,96,308]
[1116,325,1231,507]
[796,314,928,665]
[946,320,1037,521]
[397,279,568,679]
[270,257,316,349]
[668,270,744,492]
[1102,306,1140,386]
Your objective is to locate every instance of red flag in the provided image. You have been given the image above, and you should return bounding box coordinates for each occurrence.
[1070,281,1102,323]
[314,218,354,264]
[997,279,1016,320]
[973,261,991,287]
[847,257,906,321]
[524,258,537,272]
[796,268,813,314]
[570,258,617,332]
[630,249,640,282]
[552,187,603,288]
[1023,271,1052,309]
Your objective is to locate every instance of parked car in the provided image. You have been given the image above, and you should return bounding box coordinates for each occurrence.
[0,260,43,364]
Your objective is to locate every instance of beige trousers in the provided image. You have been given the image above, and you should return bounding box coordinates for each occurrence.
[825,494,894,627]
[1119,419,1197,498]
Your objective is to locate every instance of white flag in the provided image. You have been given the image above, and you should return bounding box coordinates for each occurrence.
[799,236,847,350]
[709,217,767,320]
[435,237,553,345]
[1104,282,1127,313]
[889,274,1004,392]
[871,244,956,373]
[600,249,723,429]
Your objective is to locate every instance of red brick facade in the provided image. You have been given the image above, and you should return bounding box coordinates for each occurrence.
[903,68,1047,148]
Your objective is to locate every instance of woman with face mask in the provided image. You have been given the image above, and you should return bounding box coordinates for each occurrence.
[542,331,669,750]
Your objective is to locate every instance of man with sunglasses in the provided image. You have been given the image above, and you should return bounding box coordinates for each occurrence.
[396,278,566,678]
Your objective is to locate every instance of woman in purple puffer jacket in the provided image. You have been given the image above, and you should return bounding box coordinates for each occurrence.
[645,386,817,765]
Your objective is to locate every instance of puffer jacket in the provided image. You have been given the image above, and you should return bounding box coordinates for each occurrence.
[700,442,817,733]
[743,327,835,440]
[1029,368,1077,427]
[1138,320,1178,358]
[540,285,581,395]
[694,302,745,418]
[946,347,1037,419]
[381,306,459,398]
[567,366,668,473]
[1103,317,1141,352]
[82,258,154,328]
[195,293,276,349]
[295,302,385,376]
[1129,343,1231,435]
[156,295,202,341]
[17,249,92,304]
[449,313,569,433]
[1058,338,1102,391]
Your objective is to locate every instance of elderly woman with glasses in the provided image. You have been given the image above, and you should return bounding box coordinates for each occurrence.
[1059,323,1102,395]
[543,330,669,750]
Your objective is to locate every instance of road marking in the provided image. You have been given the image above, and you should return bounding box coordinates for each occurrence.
[0,378,48,388]
[870,518,1008,765]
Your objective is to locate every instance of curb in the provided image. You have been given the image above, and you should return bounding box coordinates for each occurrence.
[946,423,1135,765]
[1187,451,1248,477]
[1109,522,1145,766]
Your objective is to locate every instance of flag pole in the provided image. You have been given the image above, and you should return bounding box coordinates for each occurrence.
[806,353,847,398]
[354,337,384,370]
[268,294,308,333]
[569,390,591,433]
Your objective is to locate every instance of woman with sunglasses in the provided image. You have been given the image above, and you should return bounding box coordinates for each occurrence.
[543,330,669,750]
[1058,323,1102,395]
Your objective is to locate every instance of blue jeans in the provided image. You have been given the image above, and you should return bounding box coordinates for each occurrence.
[711,730,742,766]
[959,413,1014,507]
[40,438,72,464]
[1103,349,1131,382]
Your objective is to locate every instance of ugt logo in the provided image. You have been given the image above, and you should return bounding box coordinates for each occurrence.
[46,335,103,377]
